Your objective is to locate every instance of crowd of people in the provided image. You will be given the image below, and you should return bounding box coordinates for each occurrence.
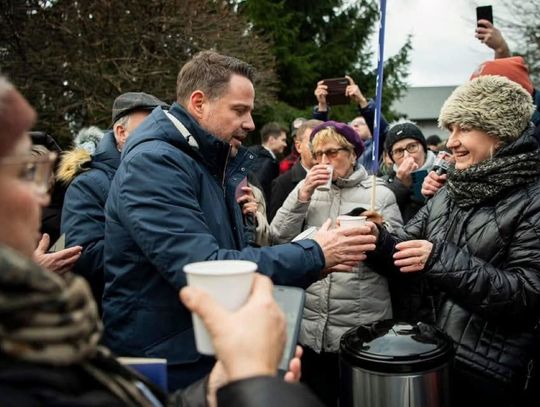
[1,18,540,407]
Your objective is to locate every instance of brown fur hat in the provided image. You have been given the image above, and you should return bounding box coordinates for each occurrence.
[438,75,534,144]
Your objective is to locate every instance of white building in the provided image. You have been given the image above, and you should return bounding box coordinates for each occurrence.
[392,86,457,140]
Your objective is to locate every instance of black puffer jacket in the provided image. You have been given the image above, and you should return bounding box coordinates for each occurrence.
[368,131,540,405]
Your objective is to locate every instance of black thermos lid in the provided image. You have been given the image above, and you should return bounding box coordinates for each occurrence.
[340,319,454,374]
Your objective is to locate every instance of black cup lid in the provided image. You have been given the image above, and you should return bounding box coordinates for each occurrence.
[340,319,454,374]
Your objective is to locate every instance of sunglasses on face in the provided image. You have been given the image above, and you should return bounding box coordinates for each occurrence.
[312,147,348,161]
[391,141,421,160]
[0,152,57,195]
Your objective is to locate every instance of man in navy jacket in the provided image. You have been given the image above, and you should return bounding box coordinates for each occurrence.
[61,92,167,310]
[103,51,375,391]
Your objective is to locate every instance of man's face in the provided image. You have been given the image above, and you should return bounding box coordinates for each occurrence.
[297,128,314,169]
[268,131,287,155]
[350,116,371,141]
[199,74,255,157]
[114,110,150,151]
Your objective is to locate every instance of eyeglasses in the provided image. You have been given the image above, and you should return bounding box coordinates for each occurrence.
[0,152,57,194]
[312,147,348,161]
[390,142,421,159]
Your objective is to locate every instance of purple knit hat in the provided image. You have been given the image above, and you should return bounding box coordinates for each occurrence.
[310,120,365,157]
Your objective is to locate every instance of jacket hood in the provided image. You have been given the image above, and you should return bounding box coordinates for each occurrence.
[122,103,244,176]
[56,130,119,185]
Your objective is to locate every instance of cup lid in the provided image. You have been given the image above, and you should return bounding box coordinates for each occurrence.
[340,319,454,373]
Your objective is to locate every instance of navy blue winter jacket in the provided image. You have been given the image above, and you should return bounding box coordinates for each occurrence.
[61,131,119,307]
[102,103,324,388]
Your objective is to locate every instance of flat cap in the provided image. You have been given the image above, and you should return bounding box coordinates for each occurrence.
[112,92,168,124]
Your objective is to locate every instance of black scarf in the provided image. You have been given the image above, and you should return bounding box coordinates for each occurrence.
[447,128,540,208]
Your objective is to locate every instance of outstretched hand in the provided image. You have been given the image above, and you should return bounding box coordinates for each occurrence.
[33,234,82,275]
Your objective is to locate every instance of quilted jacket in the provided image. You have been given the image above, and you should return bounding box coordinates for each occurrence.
[271,167,402,353]
[367,130,540,402]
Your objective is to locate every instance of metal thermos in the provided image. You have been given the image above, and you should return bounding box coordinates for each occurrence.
[339,320,454,407]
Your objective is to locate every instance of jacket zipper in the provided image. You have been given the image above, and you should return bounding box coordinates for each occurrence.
[524,359,534,390]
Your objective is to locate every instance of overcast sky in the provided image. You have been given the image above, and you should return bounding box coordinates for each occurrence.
[376,0,511,87]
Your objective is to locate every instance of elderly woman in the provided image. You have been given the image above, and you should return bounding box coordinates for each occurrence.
[366,75,540,406]
[271,121,402,405]
[0,77,318,406]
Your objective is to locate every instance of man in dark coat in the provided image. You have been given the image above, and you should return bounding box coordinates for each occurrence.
[248,121,287,202]
[103,51,375,391]
[60,92,167,309]
[268,119,322,222]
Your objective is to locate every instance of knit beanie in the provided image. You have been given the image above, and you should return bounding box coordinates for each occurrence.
[385,121,427,161]
[439,75,534,144]
[0,78,36,157]
[470,56,534,95]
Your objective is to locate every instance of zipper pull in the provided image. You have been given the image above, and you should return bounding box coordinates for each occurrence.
[524,359,534,390]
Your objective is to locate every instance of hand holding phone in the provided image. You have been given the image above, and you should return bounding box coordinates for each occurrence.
[476,5,493,28]
[321,77,350,105]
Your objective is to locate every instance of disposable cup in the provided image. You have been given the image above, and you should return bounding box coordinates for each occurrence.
[337,215,367,229]
[317,165,334,191]
[184,260,256,355]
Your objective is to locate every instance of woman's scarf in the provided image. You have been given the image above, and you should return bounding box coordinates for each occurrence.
[447,131,540,208]
[0,245,166,406]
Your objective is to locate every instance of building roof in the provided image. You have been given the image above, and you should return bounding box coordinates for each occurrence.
[392,86,457,120]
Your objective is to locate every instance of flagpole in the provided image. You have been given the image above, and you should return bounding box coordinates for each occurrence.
[370,0,387,211]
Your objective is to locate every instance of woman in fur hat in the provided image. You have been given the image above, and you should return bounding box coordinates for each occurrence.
[365,75,540,406]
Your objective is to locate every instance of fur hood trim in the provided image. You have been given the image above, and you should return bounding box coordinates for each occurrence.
[438,75,534,143]
[56,148,92,184]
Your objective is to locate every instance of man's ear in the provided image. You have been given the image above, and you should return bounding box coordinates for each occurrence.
[187,90,206,120]
[114,124,127,149]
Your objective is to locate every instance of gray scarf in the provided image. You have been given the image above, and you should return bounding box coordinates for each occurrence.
[447,135,540,208]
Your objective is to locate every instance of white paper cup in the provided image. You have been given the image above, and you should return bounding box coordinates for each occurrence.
[184,260,257,355]
[337,215,367,229]
[317,165,333,191]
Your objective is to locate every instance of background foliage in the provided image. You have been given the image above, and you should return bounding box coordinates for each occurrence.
[1,0,411,148]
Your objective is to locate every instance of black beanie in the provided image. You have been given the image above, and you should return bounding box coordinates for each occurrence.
[385,122,427,161]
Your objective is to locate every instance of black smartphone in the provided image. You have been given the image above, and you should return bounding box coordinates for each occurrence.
[273,285,305,376]
[476,5,493,27]
[322,77,350,105]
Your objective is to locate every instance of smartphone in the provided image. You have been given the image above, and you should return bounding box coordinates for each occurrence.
[234,176,248,201]
[48,233,66,253]
[476,5,493,27]
[322,77,350,105]
[411,169,428,201]
[273,285,305,376]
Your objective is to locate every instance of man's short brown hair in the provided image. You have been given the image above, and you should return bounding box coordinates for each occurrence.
[176,51,255,105]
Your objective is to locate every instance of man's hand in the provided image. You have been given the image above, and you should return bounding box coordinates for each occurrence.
[205,345,303,407]
[396,156,418,187]
[298,164,331,202]
[421,170,447,197]
[33,233,82,275]
[393,240,433,273]
[314,81,328,111]
[180,274,285,382]
[475,20,511,58]
[345,75,368,108]
[237,186,258,216]
[313,219,377,269]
